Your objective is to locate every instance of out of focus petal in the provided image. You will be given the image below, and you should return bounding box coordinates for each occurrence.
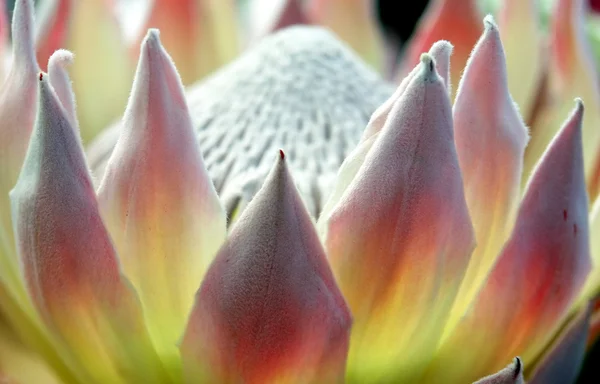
[445,16,528,336]
[35,0,72,71]
[497,0,545,122]
[399,0,481,98]
[424,100,591,382]
[135,0,239,84]
[10,73,166,383]
[320,54,474,381]
[528,302,591,384]
[473,358,524,384]
[0,0,39,302]
[249,0,309,40]
[67,0,133,142]
[306,0,384,71]
[98,29,226,367]
[527,0,600,197]
[180,152,352,384]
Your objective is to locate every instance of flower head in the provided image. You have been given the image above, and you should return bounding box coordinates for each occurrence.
[0,0,599,383]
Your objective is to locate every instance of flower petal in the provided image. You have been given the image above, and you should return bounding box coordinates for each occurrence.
[320,40,453,236]
[135,0,238,84]
[320,54,474,381]
[423,100,591,382]
[0,0,40,301]
[180,151,352,384]
[361,40,452,143]
[306,0,384,70]
[47,49,76,128]
[35,0,72,72]
[527,0,600,197]
[250,0,309,39]
[66,0,133,142]
[473,358,524,384]
[497,0,544,122]
[399,0,481,98]
[97,29,226,363]
[10,72,166,383]
[445,16,528,335]
[528,302,591,384]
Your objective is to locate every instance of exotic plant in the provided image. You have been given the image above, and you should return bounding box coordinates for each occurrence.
[0,0,599,383]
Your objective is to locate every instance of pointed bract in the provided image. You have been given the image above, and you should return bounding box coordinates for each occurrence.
[181,153,352,384]
[529,303,591,384]
[473,358,524,384]
[10,72,166,383]
[424,100,591,382]
[445,16,528,336]
[361,39,452,143]
[320,54,474,381]
[320,41,453,232]
[98,29,226,362]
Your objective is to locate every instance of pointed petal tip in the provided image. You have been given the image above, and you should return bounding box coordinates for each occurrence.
[513,357,523,378]
[279,148,285,160]
[473,357,524,383]
[483,14,498,32]
[145,28,161,45]
[419,53,438,80]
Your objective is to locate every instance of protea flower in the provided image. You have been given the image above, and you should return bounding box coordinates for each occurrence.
[0,0,599,383]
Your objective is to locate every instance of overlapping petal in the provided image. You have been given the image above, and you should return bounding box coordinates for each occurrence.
[181,151,352,384]
[497,0,544,122]
[445,16,528,335]
[97,29,226,366]
[399,0,481,98]
[424,100,591,382]
[320,54,474,382]
[319,40,453,229]
[10,72,166,383]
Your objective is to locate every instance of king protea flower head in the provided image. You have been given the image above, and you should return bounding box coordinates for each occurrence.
[0,0,599,383]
